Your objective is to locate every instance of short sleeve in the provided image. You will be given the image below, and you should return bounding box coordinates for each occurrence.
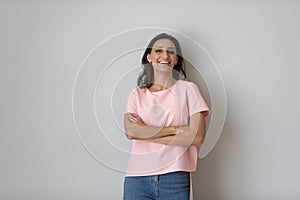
[125,88,138,114]
[187,82,210,117]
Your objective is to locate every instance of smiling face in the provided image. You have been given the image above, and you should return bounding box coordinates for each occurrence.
[147,39,178,73]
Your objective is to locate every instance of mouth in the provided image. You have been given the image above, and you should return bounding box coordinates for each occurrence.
[159,61,171,65]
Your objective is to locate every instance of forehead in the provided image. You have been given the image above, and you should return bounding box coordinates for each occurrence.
[152,39,176,49]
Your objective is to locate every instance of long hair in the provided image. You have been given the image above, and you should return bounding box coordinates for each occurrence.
[137,33,187,88]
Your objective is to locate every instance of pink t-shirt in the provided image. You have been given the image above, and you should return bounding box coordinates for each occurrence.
[125,80,209,176]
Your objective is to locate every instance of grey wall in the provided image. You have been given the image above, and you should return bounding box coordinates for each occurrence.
[1,1,300,199]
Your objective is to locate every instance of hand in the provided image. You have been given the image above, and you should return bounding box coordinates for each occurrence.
[129,113,146,126]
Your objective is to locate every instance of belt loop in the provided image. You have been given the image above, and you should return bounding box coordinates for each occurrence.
[155,175,158,182]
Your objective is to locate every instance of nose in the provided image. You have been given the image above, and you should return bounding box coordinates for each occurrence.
[162,50,169,59]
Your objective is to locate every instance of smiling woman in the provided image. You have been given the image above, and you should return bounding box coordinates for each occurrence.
[123,33,210,200]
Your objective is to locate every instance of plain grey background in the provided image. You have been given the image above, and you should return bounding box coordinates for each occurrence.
[1,1,300,199]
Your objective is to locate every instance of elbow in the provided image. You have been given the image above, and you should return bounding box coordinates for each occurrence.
[192,135,204,147]
[126,133,135,140]
[125,128,136,140]
[125,131,134,140]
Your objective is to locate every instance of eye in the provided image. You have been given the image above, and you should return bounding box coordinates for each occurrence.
[155,49,162,53]
[167,50,175,54]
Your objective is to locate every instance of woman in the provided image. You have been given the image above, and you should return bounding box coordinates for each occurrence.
[123,33,209,200]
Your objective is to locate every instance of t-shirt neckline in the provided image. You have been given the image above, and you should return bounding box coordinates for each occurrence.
[147,80,181,94]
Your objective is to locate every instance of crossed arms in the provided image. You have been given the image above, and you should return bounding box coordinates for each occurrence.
[124,112,207,147]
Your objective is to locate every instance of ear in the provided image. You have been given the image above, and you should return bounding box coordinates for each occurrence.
[147,54,151,63]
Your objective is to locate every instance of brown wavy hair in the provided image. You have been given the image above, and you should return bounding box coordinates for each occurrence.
[137,33,187,88]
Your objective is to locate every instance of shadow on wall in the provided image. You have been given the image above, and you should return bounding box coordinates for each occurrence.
[192,116,232,200]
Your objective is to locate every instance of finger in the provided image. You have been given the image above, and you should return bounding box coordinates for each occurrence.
[133,114,140,119]
[129,115,134,122]
[129,115,137,122]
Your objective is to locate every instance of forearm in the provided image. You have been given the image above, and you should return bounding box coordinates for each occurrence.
[146,127,204,147]
[126,124,177,140]
[124,112,206,146]
[124,113,178,140]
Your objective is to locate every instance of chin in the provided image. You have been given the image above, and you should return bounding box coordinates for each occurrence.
[153,65,173,73]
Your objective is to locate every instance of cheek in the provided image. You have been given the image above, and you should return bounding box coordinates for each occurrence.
[172,55,178,62]
[149,54,158,61]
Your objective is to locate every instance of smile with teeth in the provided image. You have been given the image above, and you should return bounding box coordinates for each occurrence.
[159,61,170,64]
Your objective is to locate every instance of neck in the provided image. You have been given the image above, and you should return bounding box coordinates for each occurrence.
[153,71,176,89]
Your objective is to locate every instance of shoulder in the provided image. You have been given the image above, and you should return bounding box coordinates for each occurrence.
[177,80,199,90]
[128,86,147,96]
[136,86,148,93]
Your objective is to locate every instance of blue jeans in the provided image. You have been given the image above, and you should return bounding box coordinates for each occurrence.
[123,171,190,200]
